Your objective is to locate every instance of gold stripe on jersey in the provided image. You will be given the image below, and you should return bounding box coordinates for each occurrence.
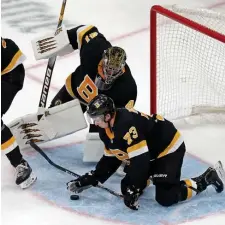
[1,136,18,154]
[76,25,94,49]
[127,140,148,158]
[105,127,115,140]
[65,74,76,98]
[104,148,115,157]
[125,100,135,110]
[1,50,22,75]
[157,131,183,159]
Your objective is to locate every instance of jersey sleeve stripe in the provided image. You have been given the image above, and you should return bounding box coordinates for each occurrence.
[127,140,148,158]
[157,131,184,159]
[76,25,94,49]
[104,148,115,157]
[105,127,115,139]
[65,74,76,98]
[1,50,25,75]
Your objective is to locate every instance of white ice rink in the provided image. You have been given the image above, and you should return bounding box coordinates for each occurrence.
[1,0,225,224]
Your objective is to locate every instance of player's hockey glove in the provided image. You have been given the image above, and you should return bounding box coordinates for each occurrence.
[66,170,98,193]
[123,185,140,210]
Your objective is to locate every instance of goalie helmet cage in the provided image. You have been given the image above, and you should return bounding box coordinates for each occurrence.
[150,5,225,124]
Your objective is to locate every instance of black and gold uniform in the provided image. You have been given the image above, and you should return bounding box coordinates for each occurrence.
[94,107,188,206]
[1,38,25,76]
[50,25,137,112]
[1,38,25,167]
[1,38,36,188]
[87,95,224,208]
[67,95,224,210]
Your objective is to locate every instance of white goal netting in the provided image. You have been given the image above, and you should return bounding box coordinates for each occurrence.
[151,5,225,124]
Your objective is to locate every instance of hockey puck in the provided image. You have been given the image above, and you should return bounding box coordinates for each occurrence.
[70,195,80,200]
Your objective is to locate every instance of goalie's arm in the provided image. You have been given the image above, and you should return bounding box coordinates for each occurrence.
[67,25,106,50]
[32,25,105,60]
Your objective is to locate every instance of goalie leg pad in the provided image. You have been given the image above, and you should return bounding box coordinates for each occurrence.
[39,99,87,139]
[8,99,87,149]
[83,132,104,162]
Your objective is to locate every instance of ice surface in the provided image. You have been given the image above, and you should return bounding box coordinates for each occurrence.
[1,0,225,224]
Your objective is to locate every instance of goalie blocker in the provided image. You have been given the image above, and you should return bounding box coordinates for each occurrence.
[31,25,74,60]
[8,99,87,149]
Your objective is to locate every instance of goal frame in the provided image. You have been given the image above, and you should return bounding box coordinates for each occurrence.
[150,5,225,115]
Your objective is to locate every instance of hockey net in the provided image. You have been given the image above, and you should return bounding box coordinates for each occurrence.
[150,5,225,125]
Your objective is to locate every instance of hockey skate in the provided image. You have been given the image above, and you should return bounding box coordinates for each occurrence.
[192,161,225,193]
[15,159,37,189]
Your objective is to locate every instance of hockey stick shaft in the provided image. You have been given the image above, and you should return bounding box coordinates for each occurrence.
[37,0,67,121]
[30,142,123,198]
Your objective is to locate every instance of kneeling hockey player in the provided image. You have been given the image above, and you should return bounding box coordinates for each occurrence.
[67,94,225,210]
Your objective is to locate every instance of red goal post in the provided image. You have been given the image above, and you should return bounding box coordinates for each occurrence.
[150,5,225,123]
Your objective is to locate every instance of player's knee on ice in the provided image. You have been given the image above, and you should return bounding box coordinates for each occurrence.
[155,184,181,207]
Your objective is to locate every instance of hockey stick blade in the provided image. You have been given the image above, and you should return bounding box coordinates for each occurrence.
[30,141,123,198]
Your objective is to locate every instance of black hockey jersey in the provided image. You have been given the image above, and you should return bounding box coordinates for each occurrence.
[1,38,25,75]
[94,108,184,189]
[65,25,137,107]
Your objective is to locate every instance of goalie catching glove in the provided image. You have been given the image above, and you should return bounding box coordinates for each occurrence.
[67,170,99,193]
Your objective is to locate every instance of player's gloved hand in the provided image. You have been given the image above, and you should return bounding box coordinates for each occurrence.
[123,185,140,210]
[66,170,98,193]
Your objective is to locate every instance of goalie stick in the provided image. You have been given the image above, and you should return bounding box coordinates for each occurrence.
[37,0,67,121]
[30,141,123,199]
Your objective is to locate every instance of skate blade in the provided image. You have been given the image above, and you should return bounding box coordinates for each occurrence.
[19,172,37,189]
[214,161,225,185]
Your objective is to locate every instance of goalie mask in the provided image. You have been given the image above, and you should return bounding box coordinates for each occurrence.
[95,46,126,90]
[86,94,116,124]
